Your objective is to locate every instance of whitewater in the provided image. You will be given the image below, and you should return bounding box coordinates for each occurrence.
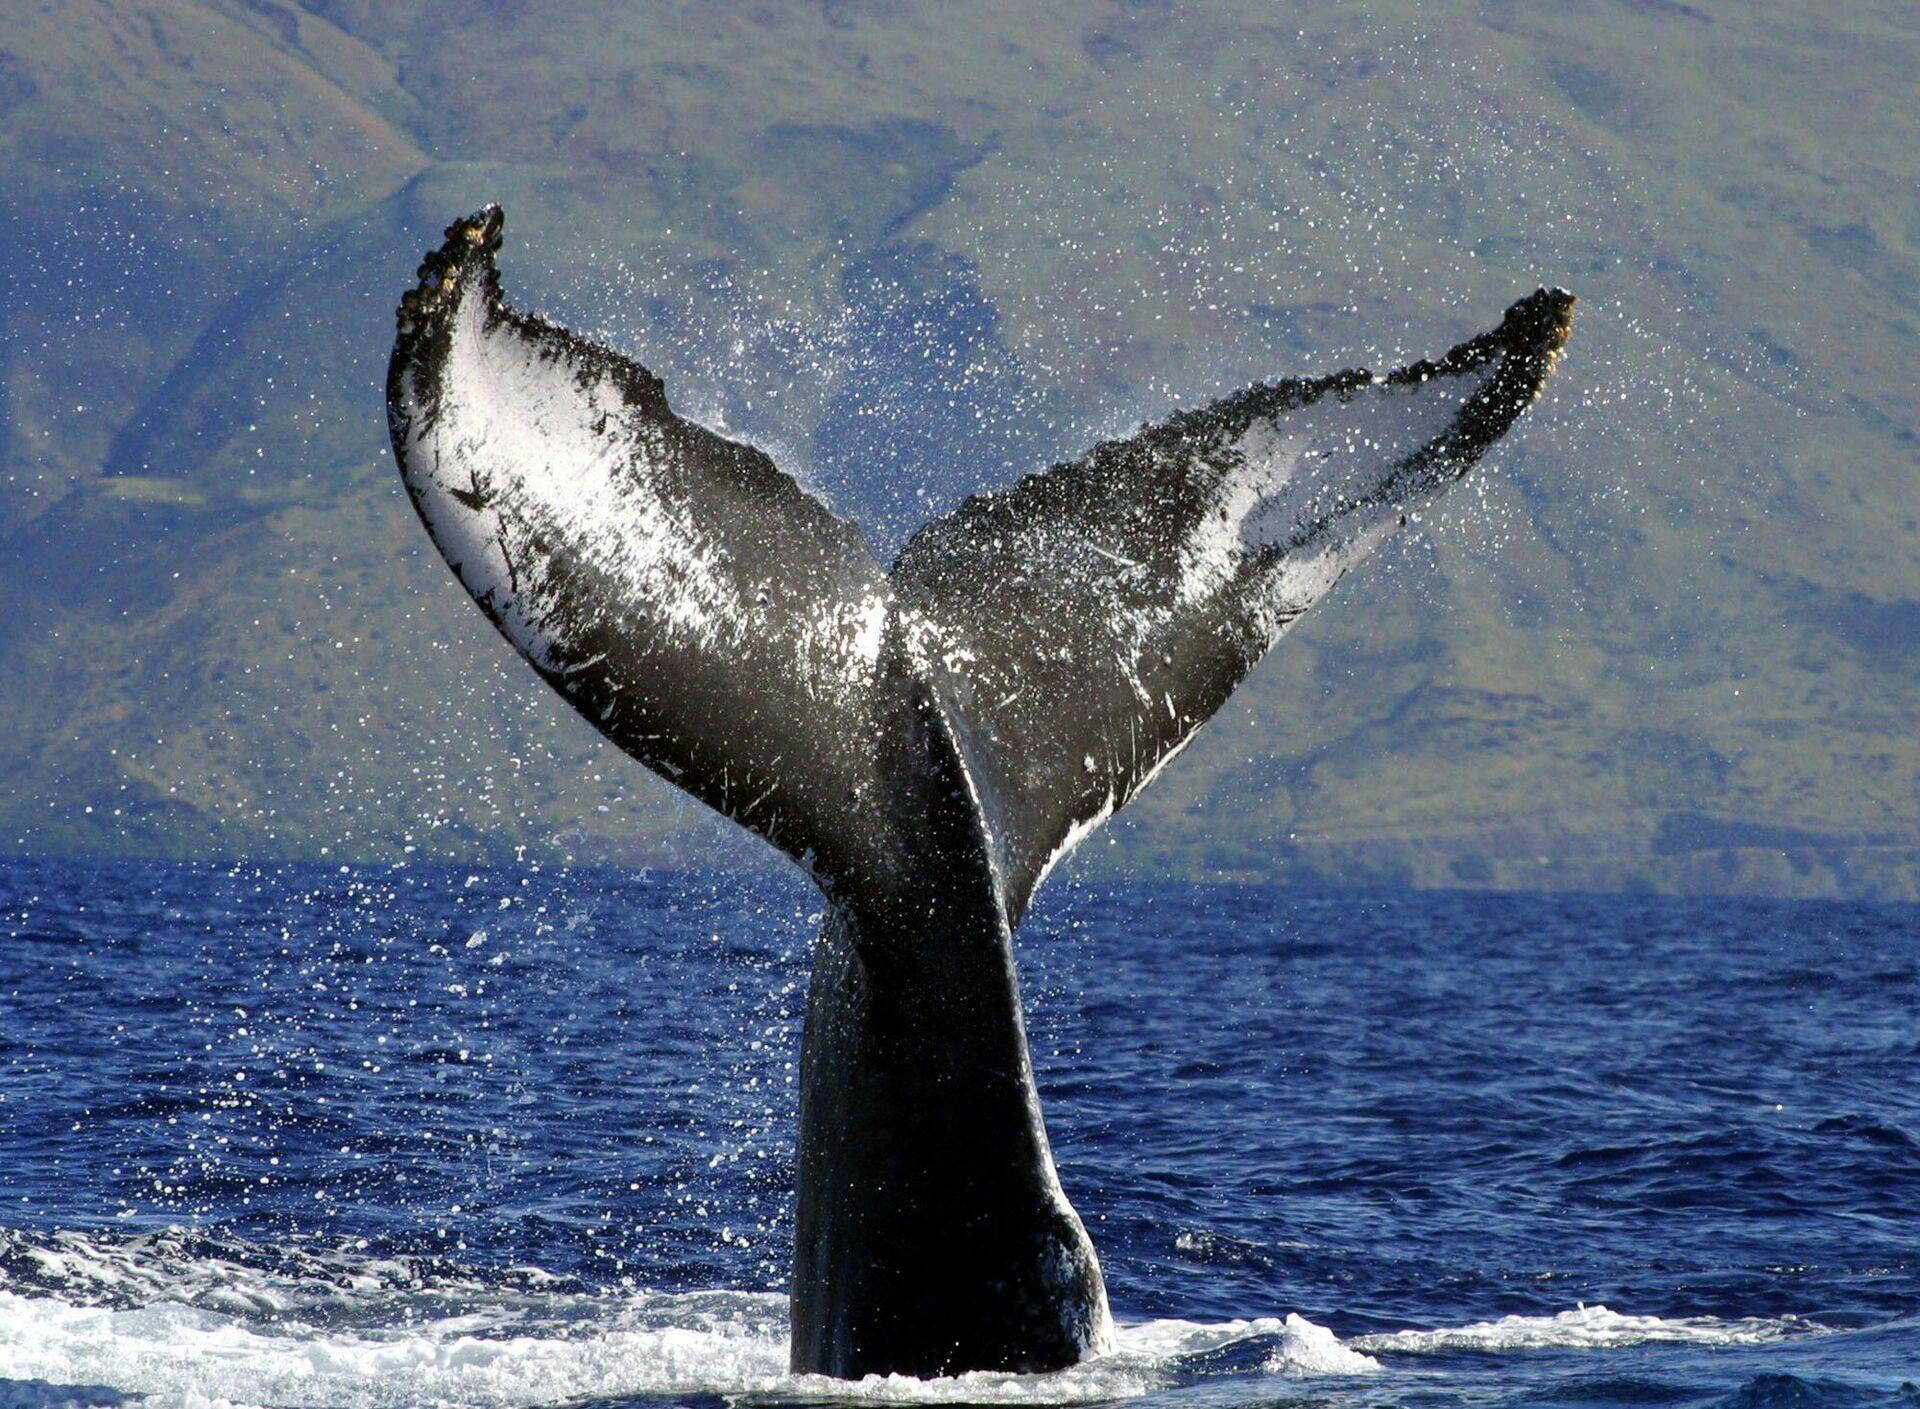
[0,1226,1822,1408]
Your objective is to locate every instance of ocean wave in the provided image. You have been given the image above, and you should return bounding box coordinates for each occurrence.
[0,1295,1372,1409]
[0,1228,1376,1409]
[1354,1303,1816,1354]
[0,1288,785,1409]
[0,1230,1838,1409]
[1705,1371,1915,1409]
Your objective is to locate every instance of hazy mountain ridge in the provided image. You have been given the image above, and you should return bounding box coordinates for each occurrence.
[4,0,1916,898]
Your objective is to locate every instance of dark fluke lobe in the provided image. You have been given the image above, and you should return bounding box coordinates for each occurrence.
[387,205,1571,1379]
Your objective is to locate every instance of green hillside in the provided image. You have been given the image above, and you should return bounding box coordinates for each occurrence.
[3,0,1917,898]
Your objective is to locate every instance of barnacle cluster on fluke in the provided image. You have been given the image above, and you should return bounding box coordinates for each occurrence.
[395,204,504,340]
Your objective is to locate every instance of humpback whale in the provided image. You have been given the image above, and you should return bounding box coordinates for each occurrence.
[386,206,1572,1380]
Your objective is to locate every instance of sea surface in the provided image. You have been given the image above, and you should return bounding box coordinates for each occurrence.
[0,855,1914,1407]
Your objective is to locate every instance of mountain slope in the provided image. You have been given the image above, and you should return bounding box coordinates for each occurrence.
[3,0,1916,898]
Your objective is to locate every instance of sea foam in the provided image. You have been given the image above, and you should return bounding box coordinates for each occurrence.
[0,1226,1387,1408]
[1355,1302,1812,1354]
[0,1233,1823,1409]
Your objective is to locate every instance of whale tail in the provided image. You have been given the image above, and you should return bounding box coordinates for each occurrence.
[388,205,1571,919]
[386,205,1572,1377]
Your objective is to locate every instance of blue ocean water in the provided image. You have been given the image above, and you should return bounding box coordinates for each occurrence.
[0,854,1913,1406]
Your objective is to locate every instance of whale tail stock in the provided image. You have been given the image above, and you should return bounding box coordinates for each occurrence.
[387,205,1573,1378]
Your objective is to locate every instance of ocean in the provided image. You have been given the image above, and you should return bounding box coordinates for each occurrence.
[0,855,1913,1406]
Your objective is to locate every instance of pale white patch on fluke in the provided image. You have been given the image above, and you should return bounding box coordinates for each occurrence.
[1167,361,1499,649]
[401,281,738,667]
[1228,366,1498,555]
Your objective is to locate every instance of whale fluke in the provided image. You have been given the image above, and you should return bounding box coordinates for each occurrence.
[387,205,1572,1379]
[893,287,1573,921]
[387,206,904,898]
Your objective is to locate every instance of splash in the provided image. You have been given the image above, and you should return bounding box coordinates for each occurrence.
[1355,1302,1816,1354]
[0,1229,1839,1409]
[0,1229,1370,1409]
